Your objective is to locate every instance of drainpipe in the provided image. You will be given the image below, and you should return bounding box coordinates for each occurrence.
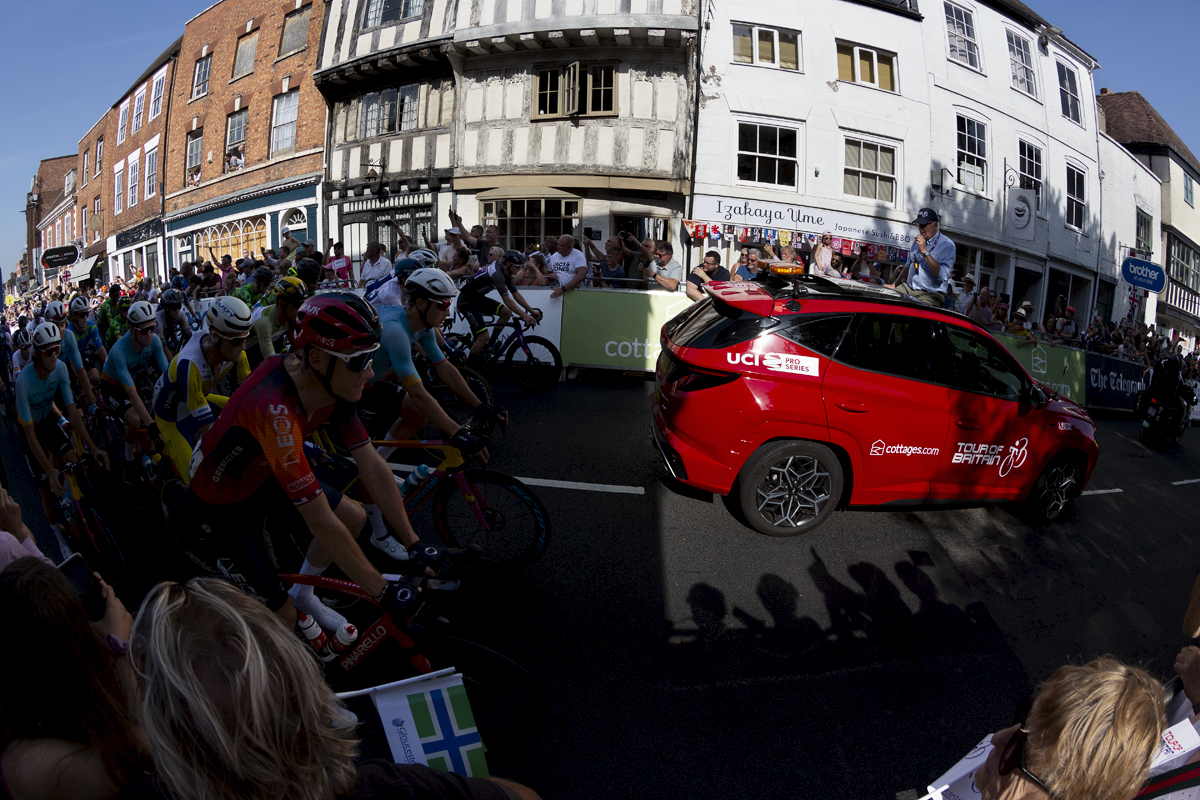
[160,53,180,278]
[683,1,703,272]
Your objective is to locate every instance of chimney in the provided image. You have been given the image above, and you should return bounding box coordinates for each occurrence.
[1100,88,1112,95]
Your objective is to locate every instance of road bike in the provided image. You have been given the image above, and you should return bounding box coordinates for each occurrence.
[443,313,562,392]
[57,450,128,587]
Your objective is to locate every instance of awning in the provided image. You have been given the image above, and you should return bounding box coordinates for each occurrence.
[65,255,100,285]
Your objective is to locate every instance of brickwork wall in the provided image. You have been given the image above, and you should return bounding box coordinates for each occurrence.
[78,112,115,256]
[109,57,179,235]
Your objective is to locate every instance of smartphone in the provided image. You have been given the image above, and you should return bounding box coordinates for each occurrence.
[59,553,106,622]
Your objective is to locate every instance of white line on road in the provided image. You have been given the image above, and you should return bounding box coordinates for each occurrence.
[1172,478,1200,486]
[1081,488,1124,496]
[388,463,645,495]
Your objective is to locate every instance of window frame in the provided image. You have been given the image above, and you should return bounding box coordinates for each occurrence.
[836,41,897,93]
[1136,208,1153,254]
[362,0,424,28]
[270,90,300,156]
[279,6,312,58]
[357,83,420,138]
[132,88,146,133]
[842,134,898,206]
[117,100,130,144]
[1056,61,1083,126]
[731,23,801,72]
[1185,173,1195,208]
[185,130,204,179]
[192,55,212,100]
[734,119,801,191]
[145,147,158,200]
[113,167,124,215]
[533,61,620,120]
[95,140,103,176]
[82,152,89,187]
[149,69,166,119]
[479,197,582,251]
[1170,236,1200,293]
[944,1,982,72]
[231,31,259,81]
[127,155,140,209]
[955,114,988,194]
[1017,138,1043,212]
[226,108,249,155]
[1065,163,1086,231]
[1005,29,1038,99]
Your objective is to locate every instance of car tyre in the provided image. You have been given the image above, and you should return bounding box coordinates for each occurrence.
[1023,453,1082,525]
[738,440,843,537]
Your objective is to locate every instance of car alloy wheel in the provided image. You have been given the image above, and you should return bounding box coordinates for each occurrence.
[1027,455,1080,523]
[738,440,843,536]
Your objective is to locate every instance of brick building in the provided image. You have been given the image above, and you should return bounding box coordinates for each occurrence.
[23,155,78,291]
[162,0,328,271]
[106,37,183,286]
[78,110,115,286]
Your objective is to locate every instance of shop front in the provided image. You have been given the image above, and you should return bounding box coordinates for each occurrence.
[108,219,164,286]
[327,187,446,275]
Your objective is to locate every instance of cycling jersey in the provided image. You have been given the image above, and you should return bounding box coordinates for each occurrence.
[232,284,267,307]
[60,327,84,374]
[189,355,370,507]
[11,349,33,375]
[153,333,252,483]
[369,305,445,388]
[68,318,104,366]
[461,262,514,299]
[15,361,73,426]
[102,331,169,391]
[249,306,289,360]
[155,309,193,352]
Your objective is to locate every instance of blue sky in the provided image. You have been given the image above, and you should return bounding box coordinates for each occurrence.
[2,0,1198,283]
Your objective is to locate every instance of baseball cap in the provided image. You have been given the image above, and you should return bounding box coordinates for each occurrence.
[1067,306,1076,314]
[912,207,939,226]
[446,227,462,235]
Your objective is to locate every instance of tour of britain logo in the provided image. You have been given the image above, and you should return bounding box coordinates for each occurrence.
[952,438,1028,477]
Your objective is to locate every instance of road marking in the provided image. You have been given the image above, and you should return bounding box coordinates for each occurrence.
[388,463,645,495]
[1173,478,1200,486]
[1081,488,1124,496]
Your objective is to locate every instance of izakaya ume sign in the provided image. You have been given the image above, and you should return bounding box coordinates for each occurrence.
[692,195,915,248]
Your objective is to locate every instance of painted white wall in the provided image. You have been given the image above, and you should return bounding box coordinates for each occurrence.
[1098,132,1162,323]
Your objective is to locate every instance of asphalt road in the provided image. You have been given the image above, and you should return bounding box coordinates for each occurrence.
[2,375,1199,799]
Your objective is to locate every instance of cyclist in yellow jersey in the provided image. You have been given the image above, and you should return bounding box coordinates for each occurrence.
[246,276,308,368]
[151,296,253,483]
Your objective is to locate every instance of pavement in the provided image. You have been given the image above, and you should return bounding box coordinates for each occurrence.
[2,374,1199,799]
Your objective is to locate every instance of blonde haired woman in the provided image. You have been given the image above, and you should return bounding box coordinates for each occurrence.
[975,658,1164,800]
[125,578,540,800]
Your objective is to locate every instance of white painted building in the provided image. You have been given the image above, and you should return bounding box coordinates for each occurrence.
[1096,131,1161,325]
[692,0,1103,322]
[315,0,697,268]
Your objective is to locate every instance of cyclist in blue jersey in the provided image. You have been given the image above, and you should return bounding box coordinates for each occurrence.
[101,300,169,480]
[358,268,504,558]
[16,323,109,556]
[11,330,33,375]
[154,289,194,359]
[458,248,540,359]
[67,296,108,389]
[44,300,98,412]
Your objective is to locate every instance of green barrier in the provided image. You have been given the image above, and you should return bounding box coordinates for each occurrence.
[993,332,1087,404]
[560,289,693,370]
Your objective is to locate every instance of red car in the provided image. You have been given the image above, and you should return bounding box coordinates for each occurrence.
[652,269,1099,536]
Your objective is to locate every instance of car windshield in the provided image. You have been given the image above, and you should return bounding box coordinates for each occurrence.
[670,297,779,349]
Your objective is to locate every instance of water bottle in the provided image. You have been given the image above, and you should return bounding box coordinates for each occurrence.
[405,463,433,487]
[331,623,358,654]
[296,613,336,662]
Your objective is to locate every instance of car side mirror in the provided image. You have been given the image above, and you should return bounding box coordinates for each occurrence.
[1023,384,1047,409]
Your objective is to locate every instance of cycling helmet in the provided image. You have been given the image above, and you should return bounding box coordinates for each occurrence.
[272,276,309,307]
[295,259,323,285]
[118,295,134,310]
[160,289,185,309]
[127,300,156,326]
[408,249,438,269]
[503,249,525,267]
[13,330,30,348]
[69,296,90,315]
[17,315,27,328]
[404,268,457,300]
[392,257,422,279]
[293,291,381,354]
[31,321,62,349]
[171,275,188,290]
[252,266,274,285]
[203,295,253,339]
[44,301,66,322]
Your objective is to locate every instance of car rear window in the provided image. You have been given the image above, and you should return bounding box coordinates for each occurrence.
[774,315,852,357]
[669,297,780,350]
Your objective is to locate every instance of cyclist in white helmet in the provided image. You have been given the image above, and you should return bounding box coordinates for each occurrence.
[101,300,170,481]
[44,300,98,412]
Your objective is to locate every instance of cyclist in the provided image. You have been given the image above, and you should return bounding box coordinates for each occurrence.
[43,301,98,411]
[246,275,308,368]
[95,285,122,345]
[67,296,108,390]
[15,322,109,557]
[153,296,252,484]
[233,266,273,308]
[365,257,419,308]
[155,289,193,359]
[11,330,33,375]
[288,258,322,295]
[358,268,500,556]
[101,300,169,480]
[458,248,540,360]
[186,291,424,631]
[103,295,133,349]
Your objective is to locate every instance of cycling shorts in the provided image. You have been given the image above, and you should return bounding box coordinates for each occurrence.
[457,293,504,337]
[80,349,103,373]
[357,380,407,440]
[100,380,134,424]
[188,477,347,611]
[22,417,73,489]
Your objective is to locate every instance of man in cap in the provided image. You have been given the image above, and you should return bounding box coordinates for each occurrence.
[886,207,956,307]
[439,227,465,264]
[1056,306,1079,342]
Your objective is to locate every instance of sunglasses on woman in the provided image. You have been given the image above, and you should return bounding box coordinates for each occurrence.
[997,726,1059,799]
[317,344,379,373]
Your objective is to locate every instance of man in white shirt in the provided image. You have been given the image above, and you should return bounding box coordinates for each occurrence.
[640,241,684,291]
[547,235,588,299]
[359,242,392,288]
[438,227,465,263]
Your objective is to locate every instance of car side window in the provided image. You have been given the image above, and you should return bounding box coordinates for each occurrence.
[837,314,946,383]
[775,315,852,357]
[943,326,1024,400]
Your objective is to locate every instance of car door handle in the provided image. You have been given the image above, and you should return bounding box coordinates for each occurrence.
[835,401,870,413]
[955,420,981,430]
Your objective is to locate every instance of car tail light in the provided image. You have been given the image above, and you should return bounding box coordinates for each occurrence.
[664,352,739,392]
[770,264,805,276]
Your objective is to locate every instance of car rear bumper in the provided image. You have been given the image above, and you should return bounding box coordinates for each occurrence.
[651,405,736,494]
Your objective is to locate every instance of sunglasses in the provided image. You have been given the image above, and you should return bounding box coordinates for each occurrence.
[424,298,452,311]
[998,726,1059,799]
[36,346,60,357]
[134,324,156,335]
[317,344,379,373]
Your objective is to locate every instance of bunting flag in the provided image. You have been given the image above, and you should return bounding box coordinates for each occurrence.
[682,220,696,238]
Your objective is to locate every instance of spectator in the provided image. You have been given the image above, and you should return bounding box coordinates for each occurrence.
[992,302,1009,329]
[955,274,977,315]
[886,207,956,307]
[439,227,466,263]
[547,234,588,299]
[973,658,1163,800]
[850,250,879,283]
[640,240,684,292]
[514,252,549,287]
[0,557,143,800]
[124,578,541,800]
[324,242,352,282]
[359,242,392,288]
[964,286,993,326]
[732,248,763,282]
[446,247,476,280]
[196,264,222,299]
[0,487,52,570]
[811,231,837,277]
[686,251,731,302]
[1039,313,1062,344]
[1003,308,1037,347]
[470,225,502,266]
[1056,307,1079,343]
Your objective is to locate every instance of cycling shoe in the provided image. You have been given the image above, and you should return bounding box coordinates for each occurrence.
[370,533,412,562]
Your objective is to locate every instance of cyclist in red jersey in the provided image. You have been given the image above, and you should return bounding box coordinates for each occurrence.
[187,291,425,630]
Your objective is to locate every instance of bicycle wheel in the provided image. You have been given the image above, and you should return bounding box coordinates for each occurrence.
[78,498,129,586]
[425,636,550,742]
[431,469,551,567]
[426,366,496,428]
[504,335,561,392]
[161,479,218,574]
